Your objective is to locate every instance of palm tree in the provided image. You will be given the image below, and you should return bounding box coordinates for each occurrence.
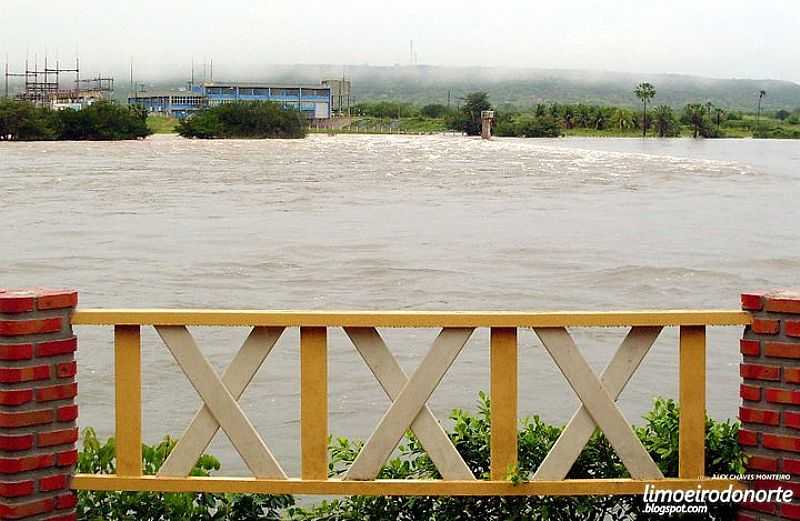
[757,90,767,131]
[592,108,608,130]
[611,108,633,130]
[634,82,656,137]
[714,108,725,131]
[562,106,575,129]
[652,105,675,137]
[686,104,705,138]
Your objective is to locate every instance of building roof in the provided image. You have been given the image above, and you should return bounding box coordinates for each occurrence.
[128,90,205,99]
[199,81,330,90]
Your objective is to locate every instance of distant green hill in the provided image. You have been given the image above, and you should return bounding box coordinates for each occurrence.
[131,65,800,112]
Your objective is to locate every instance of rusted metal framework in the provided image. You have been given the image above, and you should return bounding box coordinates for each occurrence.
[3,56,113,107]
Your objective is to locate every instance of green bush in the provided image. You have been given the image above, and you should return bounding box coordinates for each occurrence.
[178,102,307,139]
[294,395,743,521]
[59,102,151,140]
[352,101,418,119]
[445,92,492,136]
[420,103,450,119]
[495,114,561,138]
[753,126,800,139]
[77,395,744,520]
[0,99,150,141]
[77,428,293,520]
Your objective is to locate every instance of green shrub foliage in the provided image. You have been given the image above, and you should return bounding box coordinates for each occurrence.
[352,101,419,119]
[177,102,308,139]
[495,114,561,138]
[445,92,492,136]
[0,99,150,141]
[77,428,294,520]
[78,395,744,520]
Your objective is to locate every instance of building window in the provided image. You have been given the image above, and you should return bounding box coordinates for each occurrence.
[273,88,300,97]
[303,89,329,97]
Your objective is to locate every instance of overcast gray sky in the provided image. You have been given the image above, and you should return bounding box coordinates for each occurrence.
[2,0,799,82]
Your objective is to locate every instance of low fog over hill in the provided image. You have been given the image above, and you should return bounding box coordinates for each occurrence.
[137,64,800,112]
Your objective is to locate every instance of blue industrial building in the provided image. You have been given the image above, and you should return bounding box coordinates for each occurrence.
[126,91,207,119]
[193,82,332,119]
[129,81,333,120]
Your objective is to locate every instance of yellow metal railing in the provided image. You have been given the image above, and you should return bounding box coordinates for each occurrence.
[71,309,751,496]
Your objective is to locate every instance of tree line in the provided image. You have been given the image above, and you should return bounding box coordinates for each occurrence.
[0,100,151,141]
[440,84,800,138]
[0,99,310,141]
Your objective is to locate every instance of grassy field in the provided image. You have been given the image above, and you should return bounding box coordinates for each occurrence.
[309,116,448,135]
[146,115,180,134]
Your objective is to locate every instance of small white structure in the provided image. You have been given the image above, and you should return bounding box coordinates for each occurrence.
[481,110,495,140]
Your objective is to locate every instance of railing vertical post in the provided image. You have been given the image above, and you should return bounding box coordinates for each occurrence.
[679,325,706,478]
[300,327,328,480]
[490,327,517,480]
[0,289,79,521]
[114,325,142,477]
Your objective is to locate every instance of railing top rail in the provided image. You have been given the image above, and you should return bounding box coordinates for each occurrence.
[72,309,751,328]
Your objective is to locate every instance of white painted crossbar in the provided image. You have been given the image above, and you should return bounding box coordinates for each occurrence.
[534,327,664,480]
[156,326,287,479]
[158,327,285,477]
[345,327,475,480]
[344,328,474,480]
[533,326,662,480]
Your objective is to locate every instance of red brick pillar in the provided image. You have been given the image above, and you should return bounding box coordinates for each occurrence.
[739,290,800,520]
[0,290,78,521]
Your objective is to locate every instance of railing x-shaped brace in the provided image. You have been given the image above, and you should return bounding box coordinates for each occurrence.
[136,324,692,483]
[533,326,664,480]
[155,326,288,479]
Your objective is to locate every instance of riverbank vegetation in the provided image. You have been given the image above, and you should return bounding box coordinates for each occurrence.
[342,84,800,139]
[0,100,151,141]
[77,394,743,520]
[177,102,307,139]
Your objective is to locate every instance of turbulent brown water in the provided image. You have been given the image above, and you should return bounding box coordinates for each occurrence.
[2,134,799,475]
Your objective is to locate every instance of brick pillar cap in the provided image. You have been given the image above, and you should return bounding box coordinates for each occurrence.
[0,289,78,313]
[764,289,800,300]
[742,289,800,313]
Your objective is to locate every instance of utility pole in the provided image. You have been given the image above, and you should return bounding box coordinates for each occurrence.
[340,68,345,116]
[5,61,26,100]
